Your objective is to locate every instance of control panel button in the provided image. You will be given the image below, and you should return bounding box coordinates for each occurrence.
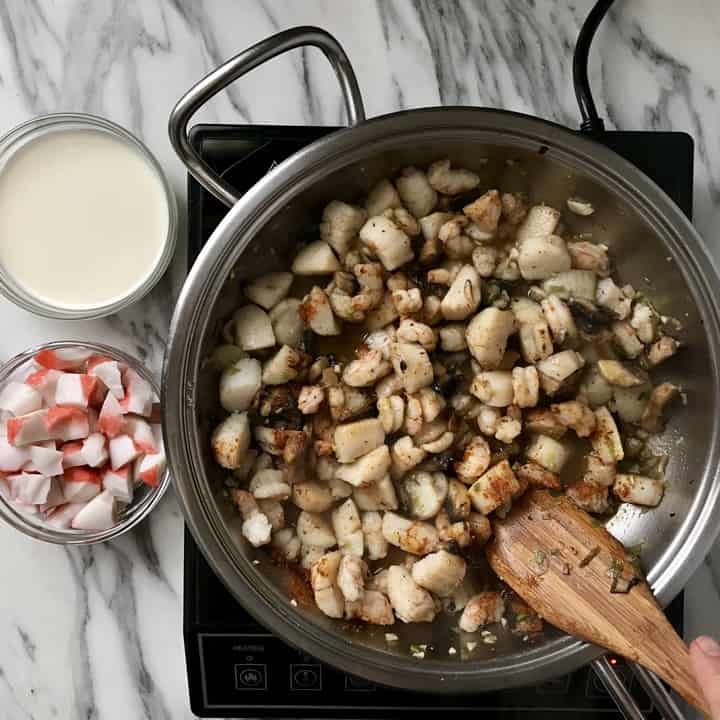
[290,663,323,691]
[345,675,376,692]
[234,663,267,691]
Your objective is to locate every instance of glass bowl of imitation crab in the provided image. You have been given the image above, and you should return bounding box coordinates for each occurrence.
[0,341,168,544]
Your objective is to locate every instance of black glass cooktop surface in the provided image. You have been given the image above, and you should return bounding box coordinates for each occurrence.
[184,123,692,718]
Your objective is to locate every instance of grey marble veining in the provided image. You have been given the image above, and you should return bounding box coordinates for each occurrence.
[0,1,719,718]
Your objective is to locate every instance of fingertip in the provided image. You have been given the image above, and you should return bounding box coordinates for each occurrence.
[689,637,720,719]
[693,635,720,658]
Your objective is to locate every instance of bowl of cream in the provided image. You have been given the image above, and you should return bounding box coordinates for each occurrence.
[0,114,176,318]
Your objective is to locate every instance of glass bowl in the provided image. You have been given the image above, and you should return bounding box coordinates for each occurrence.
[0,113,177,319]
[0,341,169,544]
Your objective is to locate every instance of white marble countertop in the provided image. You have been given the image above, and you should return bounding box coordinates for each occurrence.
[1,1,719,717]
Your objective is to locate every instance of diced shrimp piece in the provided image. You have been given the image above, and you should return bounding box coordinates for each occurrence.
[103,465,134,503]
[109,435,141,471]
[468,460,520,514]
[62,466,102,503]
[34,348,92,371]
[459,591,505,632]
[25,368,63,405]
[119,369,154,417]
[386,565,436,623]
[72,490,117,530]
[566,479,610,514]
[7,410,52,446]
[0,382,43,416]
[54,374,99,409]
[98,393,125,438]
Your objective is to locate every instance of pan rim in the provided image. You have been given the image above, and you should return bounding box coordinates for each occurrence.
[164,106,720,691]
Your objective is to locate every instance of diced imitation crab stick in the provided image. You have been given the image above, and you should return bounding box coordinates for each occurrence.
[62,466,101,503]
[135,452,165,488]
[0,437,31,471]
[119,369,153,417]
[61,434,107,468]
[87,408,99,434]
[54,374,100,409]
[7,410,52,446]
[38,479,65,512]
[109,435,141,471]
[124,417,156,453]
[7,473,53,505]
[98,393,125,437]
[34,348,92,371]
[25,368,63,404]
[45,502,85,529]
[72,490,117,530]
[1,347,162,532]
[44,407,90,442]
[61,441,86,468]
[88,357,125,400]
[28,444,63,476]
[8,407,90,445]
[81,433,109,468]
[103,465,133,503]
[0,382,43,416]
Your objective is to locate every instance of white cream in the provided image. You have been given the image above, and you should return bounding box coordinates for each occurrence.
[0,128,169,310]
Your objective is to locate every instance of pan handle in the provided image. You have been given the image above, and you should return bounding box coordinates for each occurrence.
[168,26,366,208]
[591,657,687,719]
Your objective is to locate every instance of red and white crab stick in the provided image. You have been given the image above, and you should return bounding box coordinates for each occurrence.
[0,350,164,531]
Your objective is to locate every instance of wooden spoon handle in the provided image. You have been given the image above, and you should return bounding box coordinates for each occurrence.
[485,490,710,716]
[635,628,709,716]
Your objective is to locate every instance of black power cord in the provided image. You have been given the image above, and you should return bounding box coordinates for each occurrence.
[573,0,615,133]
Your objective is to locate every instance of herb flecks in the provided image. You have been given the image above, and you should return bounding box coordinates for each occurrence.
[607,558,624,580]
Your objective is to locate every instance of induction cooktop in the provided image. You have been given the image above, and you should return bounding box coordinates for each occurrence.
[182,122,693,718]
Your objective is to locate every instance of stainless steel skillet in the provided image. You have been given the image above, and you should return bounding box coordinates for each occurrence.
[165,27,720,710]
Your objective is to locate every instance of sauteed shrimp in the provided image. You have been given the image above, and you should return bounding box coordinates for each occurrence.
[210,159,682,634]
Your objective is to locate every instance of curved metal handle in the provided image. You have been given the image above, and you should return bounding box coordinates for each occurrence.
[168,26,366,208]
[630,664,687,720]
[592,657,687,719]
[592,658,647,720]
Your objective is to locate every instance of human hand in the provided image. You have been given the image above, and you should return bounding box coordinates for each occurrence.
[690,636,720,719]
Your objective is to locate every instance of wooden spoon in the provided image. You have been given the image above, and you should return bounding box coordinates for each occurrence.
[485,489,709,716]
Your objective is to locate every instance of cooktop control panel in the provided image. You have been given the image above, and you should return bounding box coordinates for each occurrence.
[185,529,682,718]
